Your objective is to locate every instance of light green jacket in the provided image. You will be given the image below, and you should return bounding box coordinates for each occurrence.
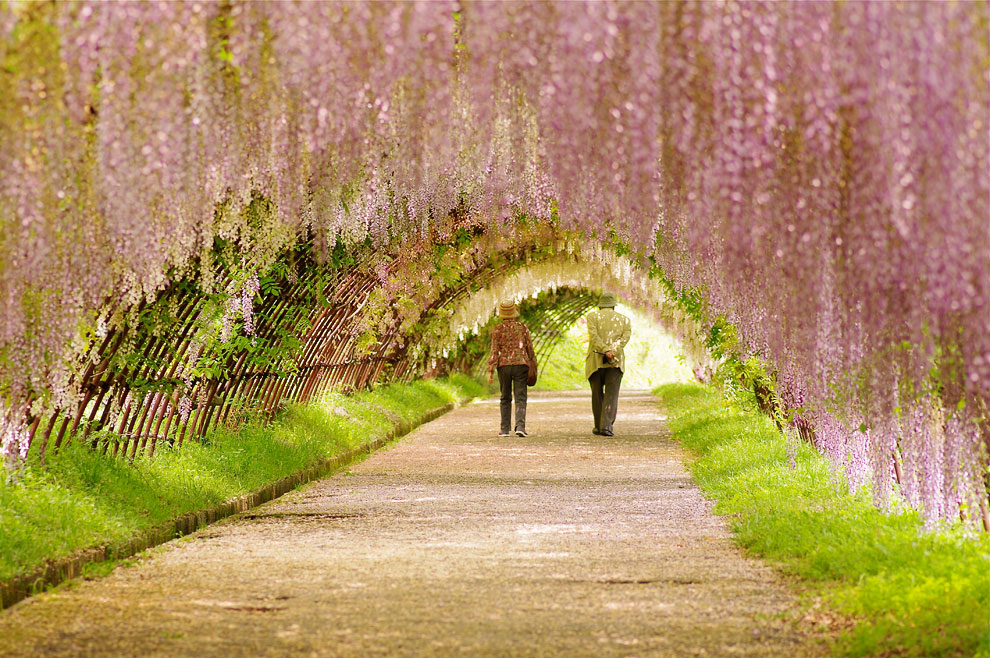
[584,308,632,380]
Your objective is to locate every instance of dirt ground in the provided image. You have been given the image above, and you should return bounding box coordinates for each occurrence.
[0,390,826,657]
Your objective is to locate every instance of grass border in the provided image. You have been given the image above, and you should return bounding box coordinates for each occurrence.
[0,399,462,610]
[653,382,990,657]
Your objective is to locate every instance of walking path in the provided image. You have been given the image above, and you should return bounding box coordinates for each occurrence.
[0,390,824,657]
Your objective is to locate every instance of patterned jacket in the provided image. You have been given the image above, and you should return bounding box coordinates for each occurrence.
[584,308,632,379]
[487,319,537,373]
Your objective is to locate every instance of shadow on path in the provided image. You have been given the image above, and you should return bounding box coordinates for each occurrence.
[0,390,824,657]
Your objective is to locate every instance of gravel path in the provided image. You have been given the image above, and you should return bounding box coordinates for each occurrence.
[0,390,824,657]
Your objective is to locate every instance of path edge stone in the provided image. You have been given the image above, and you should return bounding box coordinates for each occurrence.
[0,398,467,611]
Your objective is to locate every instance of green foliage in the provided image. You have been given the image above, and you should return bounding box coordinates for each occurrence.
[655,382,990,657]
[712,354,783,424]
[0,376,482,583]
[327,235,357,269]
[705,315,738,357]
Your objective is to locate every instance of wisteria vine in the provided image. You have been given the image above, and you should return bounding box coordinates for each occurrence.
[0,1,987,526]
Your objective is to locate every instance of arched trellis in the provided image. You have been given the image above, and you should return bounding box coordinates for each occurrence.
[33,248,387,460]
[25,227,579,462]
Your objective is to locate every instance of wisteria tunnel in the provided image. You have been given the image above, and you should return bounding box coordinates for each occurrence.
[29,236,678,463]
[0,1,989,654]
[0,0,988,559]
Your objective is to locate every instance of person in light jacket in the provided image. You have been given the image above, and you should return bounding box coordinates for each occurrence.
[487,301,537,437]
[585,292,631,437]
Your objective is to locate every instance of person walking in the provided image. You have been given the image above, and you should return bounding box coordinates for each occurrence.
[585,292,631,437]
[487,301,537,437]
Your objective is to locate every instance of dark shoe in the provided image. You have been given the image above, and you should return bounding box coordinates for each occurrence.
[498,431,511,437]
[592,428,602,435]
[601,430,614,437]
[515,429,528,437]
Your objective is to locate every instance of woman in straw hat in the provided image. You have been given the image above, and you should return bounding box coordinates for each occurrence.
[487,301,537,437]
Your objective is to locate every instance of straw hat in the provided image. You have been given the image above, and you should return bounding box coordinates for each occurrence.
[498,301,520,319]
[598,292,617,308]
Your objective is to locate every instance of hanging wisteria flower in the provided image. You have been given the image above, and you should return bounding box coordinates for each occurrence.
[242,274,260,337]
[0,416,30,475]
[177,395,193,425]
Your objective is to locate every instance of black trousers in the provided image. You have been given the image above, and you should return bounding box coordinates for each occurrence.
[589,367,623,434]
[497,364,529,433]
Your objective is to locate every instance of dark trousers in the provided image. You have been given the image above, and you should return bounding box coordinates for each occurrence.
[589,367,623,434]
[497,364,529,433]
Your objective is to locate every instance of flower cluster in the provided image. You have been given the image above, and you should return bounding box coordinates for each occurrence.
[0,415,29,475]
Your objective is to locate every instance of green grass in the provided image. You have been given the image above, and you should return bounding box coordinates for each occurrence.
[0,375,484,583]
[533,322,588,390]
[654,382,990,657]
